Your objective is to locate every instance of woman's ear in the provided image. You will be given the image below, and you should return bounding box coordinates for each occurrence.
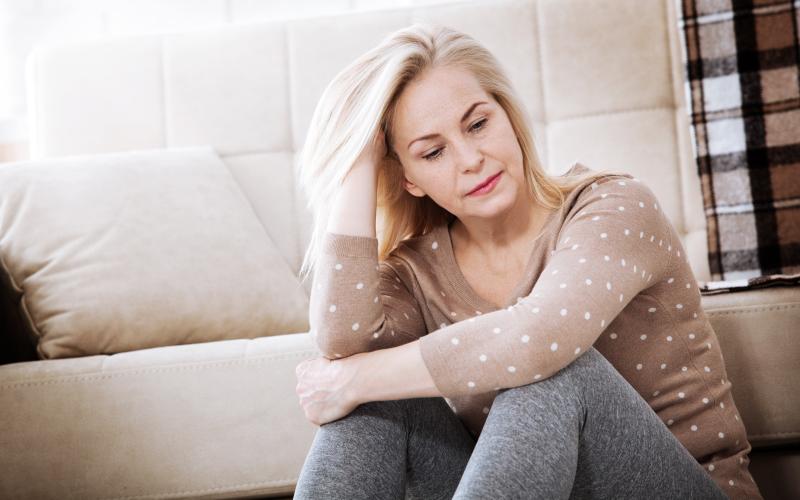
[404,178,426,198]
[393,153,426,198]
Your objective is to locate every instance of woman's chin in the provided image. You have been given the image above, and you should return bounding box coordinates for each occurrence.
[464,191,517,218]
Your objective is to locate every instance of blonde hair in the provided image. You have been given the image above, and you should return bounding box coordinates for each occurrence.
[297,22,627,284]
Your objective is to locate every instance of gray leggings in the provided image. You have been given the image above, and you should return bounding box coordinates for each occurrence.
[294,347,729,499]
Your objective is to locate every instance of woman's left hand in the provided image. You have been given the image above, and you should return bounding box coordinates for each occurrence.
[295,354,364,426]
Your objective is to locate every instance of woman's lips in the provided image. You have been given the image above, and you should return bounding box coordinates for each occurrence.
[467,172,502,196]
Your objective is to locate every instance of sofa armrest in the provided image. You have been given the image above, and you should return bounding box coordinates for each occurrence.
[700,285,800,448]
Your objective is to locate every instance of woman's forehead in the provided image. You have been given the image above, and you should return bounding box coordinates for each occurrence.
[399,67,484,111]
[394,77,489,137]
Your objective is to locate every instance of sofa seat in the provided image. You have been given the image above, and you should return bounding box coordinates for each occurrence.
[0,333,319,499]
[1,284,798,499]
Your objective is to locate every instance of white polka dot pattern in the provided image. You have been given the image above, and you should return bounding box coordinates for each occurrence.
[308,170,755,497]
[417,178,677,398]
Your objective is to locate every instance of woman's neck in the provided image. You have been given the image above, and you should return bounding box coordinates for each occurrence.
[450,198,554,264]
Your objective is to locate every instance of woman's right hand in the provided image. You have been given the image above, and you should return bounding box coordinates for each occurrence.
[352,128,387,172]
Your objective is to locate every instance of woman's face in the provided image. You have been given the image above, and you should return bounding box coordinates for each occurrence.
[390,64,526,220]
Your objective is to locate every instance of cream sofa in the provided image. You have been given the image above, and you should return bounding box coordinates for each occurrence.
[1,0,798,498]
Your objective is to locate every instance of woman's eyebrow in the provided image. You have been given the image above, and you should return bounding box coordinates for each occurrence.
[407,100,488,150]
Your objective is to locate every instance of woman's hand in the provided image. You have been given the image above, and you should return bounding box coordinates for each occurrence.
[295,354,364,426]
[352,127,387,172]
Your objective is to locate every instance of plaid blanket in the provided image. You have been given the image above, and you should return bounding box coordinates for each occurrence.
[676,0,800,282]
[698,272,800,295]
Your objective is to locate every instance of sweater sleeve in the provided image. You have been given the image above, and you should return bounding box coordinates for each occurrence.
[418,176,676,399]
[308,231,427,359]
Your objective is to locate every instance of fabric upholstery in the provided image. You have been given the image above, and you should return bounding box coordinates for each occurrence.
[0,146,310,359]
[24,0,715,286]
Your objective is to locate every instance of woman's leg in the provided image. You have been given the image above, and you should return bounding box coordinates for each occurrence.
[405,396,476,499]
[453,346,729,500]
[293,396,475,500]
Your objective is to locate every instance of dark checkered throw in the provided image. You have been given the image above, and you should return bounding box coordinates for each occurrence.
[676,0,800,285]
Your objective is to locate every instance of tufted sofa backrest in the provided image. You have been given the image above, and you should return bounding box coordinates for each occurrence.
[25,0,711,292]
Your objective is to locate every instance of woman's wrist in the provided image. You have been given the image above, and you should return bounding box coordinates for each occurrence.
[326,159,378,237]
[347,340,442,406]
[341,351,373,406]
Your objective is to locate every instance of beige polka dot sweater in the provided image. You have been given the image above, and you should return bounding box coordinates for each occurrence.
[309,162,762,499]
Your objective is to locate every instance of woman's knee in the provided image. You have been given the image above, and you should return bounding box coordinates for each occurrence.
[520,346,611,391]
[340,397,449,426]
[354,396,443,413]
[492,348,610,410]
[352,398,402,413]
[314,399,400,436]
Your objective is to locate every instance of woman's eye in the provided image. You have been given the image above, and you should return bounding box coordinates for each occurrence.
[471,118,488,132]
[422,118,488,162]
[423,149,442,161]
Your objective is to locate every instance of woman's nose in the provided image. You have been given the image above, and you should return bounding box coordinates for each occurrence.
[453,139,484,173]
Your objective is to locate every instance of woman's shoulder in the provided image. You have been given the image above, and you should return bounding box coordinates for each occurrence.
[565,161,636,192]
[561,162,659,215]
[553,163,676,272]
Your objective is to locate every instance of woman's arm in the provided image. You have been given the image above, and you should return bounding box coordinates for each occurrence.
[349,338,441,404]
[296,129,437,424]
[295,328,440,426]
[308,129,428,359]
[325,131,382,238]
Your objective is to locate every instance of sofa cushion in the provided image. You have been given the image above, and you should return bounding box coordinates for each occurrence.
[0,146,310,359]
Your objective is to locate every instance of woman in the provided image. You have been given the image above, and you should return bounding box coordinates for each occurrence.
[293,23,761,499]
